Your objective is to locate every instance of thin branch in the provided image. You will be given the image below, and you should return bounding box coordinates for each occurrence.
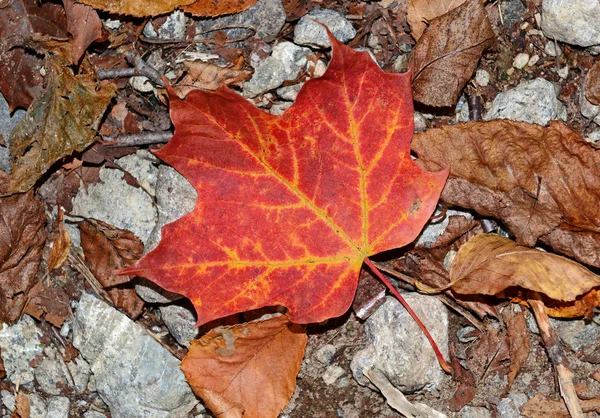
[104,131,173,147]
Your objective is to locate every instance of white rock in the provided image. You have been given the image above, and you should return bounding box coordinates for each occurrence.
[414,112,428,133]
[498,393,529,418]
[270,102,293,115]
[83,411,108,418]
[2,389,15,411]
[115,150,159,197]
[484,78,567,125]
[315,344,337,365]
[393,54,410,73]
[71,167,157,245]
[350,294,449,393]
[129,76,154,93]
[143,11,186,40]
[586,130,600,144]
[558,66,569,79]
[294,9,356,48]
[528,54,540,66]
[34,346,74,395]
[475,69,490,86]
[309,59,328,78]
[541,0,600,52]
[0,315,43,385]
[103,19,122,31]
[322,365,346,385]
[276,83,303,101]
[72,293,198,417]
[46,396,70,418]
[544,41,562,57]
[461,405,492,418]
[580,89,600,125]
[28,393,47,418]
[159,304,199,348]
[512,52,530,69]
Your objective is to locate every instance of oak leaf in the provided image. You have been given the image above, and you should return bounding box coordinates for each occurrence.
[181,315,306,418]
[119,34,448,325]
[411,120,600,268]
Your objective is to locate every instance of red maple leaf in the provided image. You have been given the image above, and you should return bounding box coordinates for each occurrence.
[119,35,448,326]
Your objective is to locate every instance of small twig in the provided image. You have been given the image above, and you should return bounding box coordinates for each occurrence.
[125,50,165,87]
[104,131,173,148]
[365,258,452,373]
[97,67,136,80]
[529,298,583,418]
[67,249,113,305]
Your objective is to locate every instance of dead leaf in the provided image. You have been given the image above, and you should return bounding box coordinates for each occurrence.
[23,280,73,327]
[47,209,71,271]
[0,191,46,324]
[0,0,67,111]
[468,321,510,382]
[501,307,530,393]
[79,219,144,319]
[520,393,600,417]
[407,0,465,41]
[11,392,30,418]
[78,0,256,18]
[63,0,105,64]
[181,316,307,418]
[2,42,115,196]
[448,348,475,411]
[410,0,494,107]
[585,61,600,106]
[182,0,258,17]
[0,349,5,379]
[172,61,252,98]
[411,120,600,268]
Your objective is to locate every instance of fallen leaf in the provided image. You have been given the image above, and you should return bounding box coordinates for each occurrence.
[119,33,448,325]
[585,61,600,106]
[520,393,600,417]
[23,281,72,327]
[0,349,5,379]
[448,348,475,411]
[11,392,30,418]
[79,219,144,319]
[501,307,530,393]
[63,0,105,64]
[544,289,600,318]
[79,0,256,18]
[181,315,307,418]
[0,0,67,111]
[173,61,252,98]
[410,0,494,107]
[411,120,600,267]
[47,209,71,271]
[407,0,465,41]
[2,40,115,196]
[443,234,600,302]
[182,0,258,17]
[0,191,46,324]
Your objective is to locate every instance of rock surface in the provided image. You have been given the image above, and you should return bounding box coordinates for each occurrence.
[484,78,566,125]
[46,396,70,418]
[461,405,492,418]
[552,316,600,352]
[72,293,198,418]
[416,209,473,248]
[294,9,356,48]
[0,92,25,173]
[0,315,43,385]
[541,0,600,52]
[115,150,159,196]
[158,303,199,348]
[350,294,449,393]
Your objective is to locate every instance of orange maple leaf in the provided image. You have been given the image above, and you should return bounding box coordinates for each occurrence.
[119,35,448,326]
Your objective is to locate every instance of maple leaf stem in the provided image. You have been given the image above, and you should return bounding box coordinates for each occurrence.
[363,257,452,374]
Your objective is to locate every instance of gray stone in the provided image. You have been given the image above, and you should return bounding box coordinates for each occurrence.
[350,294,449,393]
[315,344,337,365]
[159,304,199,348]
[586,130,600,144]
[322,365,345,385]
[500,0,527,29]
[0,92,25,173]
[84,411,108,418]
[512,53,530,69]
[541,0,600,52]
[276,83,303,101]
[393,54,410,73]
[195,0,285,41]
[143,11,186,40]
[72,293,197,418]
[115,150,159,197]
[129,50,167,94]
[415,209,473,248]
[46,396,70,418]
[498,393,528,418]
[71,167,157,245]
[28,394,47,418]
[1,390,15,412]
[244,42,309,98]
[475,69,490,87]
[0,315,43,385]
[544,41,562,57]
[34,346,73,395]
[484,78,567,125]
[294,9,356,48]
[580,89,600,125]
[552,316,600,352]
[414,112,428,133]
[69,355,92,393]
[461,405,491,418]
[270,102,293,116]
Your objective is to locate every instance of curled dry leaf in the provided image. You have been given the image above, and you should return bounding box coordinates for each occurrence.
[181,315,307,418]
[0,191,46,324]
[12,391,30,418]
[411,120,600,268]
[585,61,600,106]
[0,0,67,111]
[2,41,115,196]
[442,233,600,303]
[410,0,494,107]
[79,0,256,18]
[172,61,252,99]
[47,209,71,271]
[520,393,600,418]
[407,0,465,41]
[182,0,258,17]
[501,307,530,393]
[79,219,144,319]
[63,0,105,64]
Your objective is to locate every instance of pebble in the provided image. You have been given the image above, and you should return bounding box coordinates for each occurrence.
[158,303,199,348]
[544,41,562,57]
[527,54,540,67]
[350,294,449,393]
[46,397,70,418]
[484,77,567,125]
[500,0,527,29]
[115,150,159,197]
[393,54,410,73]
[143,11,186,40]
[586,130,600,144]
[512,53,530,69]
[276,83,303,101]
[498,393,528,418]
[83,411,108,418]
[72,293,198,417]
[195,0,286,41]
[294,9,356,48]
[461,405,491,418]
[558,66,569,79]
[0,315,43,385]
[541,0,600,53]
[416,208,474,248]
[0,92,25,173]
[551,315,600,352]
[475,69,490,86]
[414,112,428,132]
[71,166,158,246]
[270,101,293,115]
[579,88,600,125]
[315,344,337,365]
[308,59,328,78]
[322,365,346,385]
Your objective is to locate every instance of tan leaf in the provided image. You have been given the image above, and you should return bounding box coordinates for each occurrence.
[407,0,465,41]
[0,191,46,324]
[411,120,600,268]
[79,219,144,319]
[47,210,71,271]
[11,392,30,418]
[173,61,252,98]
[446,234,600,302]
[520,393,600,417]
[181,315,307,418]
[63,0,104,64]
[410,0,494,107]
[78,0,256,18]
[585,61,600,105]
[501,307,530,392]
[182,0,258,17]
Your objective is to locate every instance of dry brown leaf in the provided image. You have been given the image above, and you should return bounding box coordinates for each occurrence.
[501,307,530,393]
[410,0,494,107]
[173,61,252,98]
[2,41,115,196]
[407,0,465,41]
[181,315,307,418]
[79,0,255,18]
[544,288,600,318]
[520,393,600,417]
[585,61,600,106]
[0,349,6,379]
[0,191,46,324]
[47,210,71,271]
[411,120,600,268]
[11,392,30,418]
[79,219,144,319]
[182,0,258,17]
[444,234,600,302]
[63,0,105,64]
